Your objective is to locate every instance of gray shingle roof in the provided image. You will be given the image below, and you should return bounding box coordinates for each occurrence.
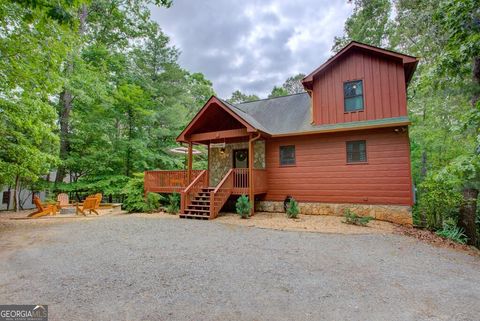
[219,93,409,136]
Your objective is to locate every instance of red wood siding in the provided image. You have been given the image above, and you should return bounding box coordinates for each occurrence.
[312,50,408,125]
[264,128,413,206]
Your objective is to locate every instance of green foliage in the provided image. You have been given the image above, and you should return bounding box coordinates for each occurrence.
[166,193,180,214]
[227,90,260,104]
[122,174,162,213]
[333,0,393,52]
[436,218,468,244]
[342,209,374,226]
[268,86,289,98]
[417,170,464,229]
[286,198,299,219]
[282,74,306,94]
[0,0,214,202]
[235,195,251,219]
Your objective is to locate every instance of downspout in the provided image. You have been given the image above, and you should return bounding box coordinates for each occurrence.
[248,132,262,216]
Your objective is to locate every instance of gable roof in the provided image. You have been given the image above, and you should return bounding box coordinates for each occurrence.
[177,92,410,142]
[302,41,419,90]
[176,96,258,142]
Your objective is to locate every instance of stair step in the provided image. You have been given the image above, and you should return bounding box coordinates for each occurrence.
[179,213,210,220]
[185,209,210,213]
[192,199,210,204]
[188,204,210,209]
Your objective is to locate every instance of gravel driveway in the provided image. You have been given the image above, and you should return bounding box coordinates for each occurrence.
[0,214,479,321]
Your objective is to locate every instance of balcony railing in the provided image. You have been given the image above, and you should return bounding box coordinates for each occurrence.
[144,168,267,195]
[144,170,203,193]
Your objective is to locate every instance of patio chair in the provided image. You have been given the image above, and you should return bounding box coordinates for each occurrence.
[56,193,69,208]
[76,193,102,216]
[28,196,58,218]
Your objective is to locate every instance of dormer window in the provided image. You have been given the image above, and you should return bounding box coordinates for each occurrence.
[344,80,364,112]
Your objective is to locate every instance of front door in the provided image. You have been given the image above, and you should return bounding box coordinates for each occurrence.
[233,149,248,168]
[233,149,248,189]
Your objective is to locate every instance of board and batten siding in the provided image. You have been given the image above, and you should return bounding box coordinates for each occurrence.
[312,50,408,125]
[264,128,413,206]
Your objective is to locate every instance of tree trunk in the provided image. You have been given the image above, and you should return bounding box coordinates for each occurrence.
[13,175,20,213]
[6,187,11,211]
[459,188,478,246]
[56,89,73,183]
[55,3,88,184]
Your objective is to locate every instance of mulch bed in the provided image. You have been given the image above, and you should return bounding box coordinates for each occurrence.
[394,225,480,256]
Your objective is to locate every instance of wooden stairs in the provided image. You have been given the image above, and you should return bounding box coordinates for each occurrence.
[179,187,214,220]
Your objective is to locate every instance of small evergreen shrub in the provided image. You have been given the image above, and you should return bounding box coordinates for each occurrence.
[166,193,180,214]
[236,195,251,219]
[436,218,468,244]
[286,198,299,219]
[343,209,374,226]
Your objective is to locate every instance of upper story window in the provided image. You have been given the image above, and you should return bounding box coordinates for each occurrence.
[279,145,296,166]
[344,80,364,112]
[346,140,367,163]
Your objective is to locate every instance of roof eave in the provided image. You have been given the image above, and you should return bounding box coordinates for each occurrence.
[270,119,411,138]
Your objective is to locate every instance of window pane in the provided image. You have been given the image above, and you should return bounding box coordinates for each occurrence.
[345,96,364,111]
[344,80,364,112]
[346,141,367,163]
[344,81,362,98]
[280,145,295,166]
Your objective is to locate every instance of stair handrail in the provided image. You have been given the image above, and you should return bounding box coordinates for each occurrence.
[210,169,234,219]
[181,170,208,214]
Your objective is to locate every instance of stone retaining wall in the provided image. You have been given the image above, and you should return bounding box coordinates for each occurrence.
[255,201,412,226]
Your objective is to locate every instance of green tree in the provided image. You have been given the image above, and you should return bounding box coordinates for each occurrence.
[282,73,306,94]
[227,90,260,104]
[268,86,289,98]
[0,1,71,210]
[333,0,393,52]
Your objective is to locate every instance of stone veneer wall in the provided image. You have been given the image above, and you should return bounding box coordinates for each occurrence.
[255,201,413,226]
[209,140,265,186]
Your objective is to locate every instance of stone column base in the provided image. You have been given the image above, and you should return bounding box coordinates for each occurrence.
[255,201,412,226]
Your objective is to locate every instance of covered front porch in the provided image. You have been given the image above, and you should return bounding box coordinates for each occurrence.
[144,96,269,219]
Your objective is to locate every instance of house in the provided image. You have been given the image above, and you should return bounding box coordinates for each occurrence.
[144,41,419,225]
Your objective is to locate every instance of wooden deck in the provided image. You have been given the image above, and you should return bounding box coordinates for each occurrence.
[144,169,267,195]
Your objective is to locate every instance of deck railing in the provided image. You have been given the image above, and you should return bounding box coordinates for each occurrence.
[144,170,202,193]
[232,168,267,194]
[210,169,234,219]
[180,170,208,214]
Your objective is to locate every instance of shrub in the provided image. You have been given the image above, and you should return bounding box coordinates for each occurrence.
[166,193,180,214]
[236,195,251,219]
[417,172,463,229]
[436,218,468,244]
[122,174,162,213]
[343,209,373,226]
[286,198,299,219]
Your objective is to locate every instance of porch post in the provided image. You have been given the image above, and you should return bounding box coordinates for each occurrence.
[248,134,254,216]
[187,141,193,184]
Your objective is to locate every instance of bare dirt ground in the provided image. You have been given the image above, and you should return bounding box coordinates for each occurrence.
[1,211,480,321]
[216,212,395,234]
